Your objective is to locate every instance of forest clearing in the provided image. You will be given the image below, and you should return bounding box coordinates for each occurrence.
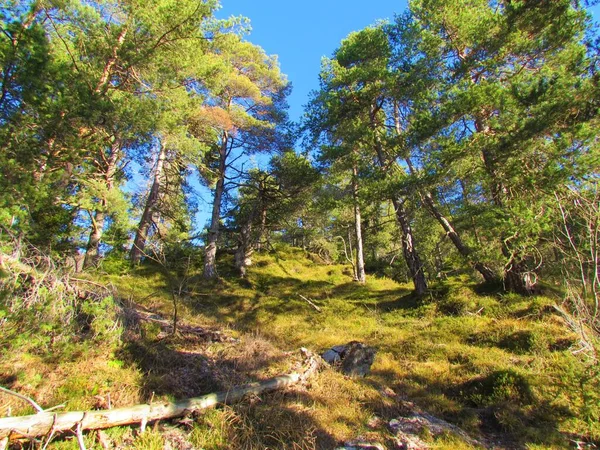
[1,246,598,449]
[1,0,599,448]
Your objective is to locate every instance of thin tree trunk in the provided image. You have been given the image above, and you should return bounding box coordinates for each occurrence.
[84,141,120,269]
[84,210,106,268]
[94,26,128,95]
[352,160,366,284]
[394,102,498,284]
[371,104,427,294]
[0,3,42,110]
[475,115,533,294]
[235,218,253,277]
[204,133,228,279]
[392,197,428,296]
[421,191,498,284]
[256,182,268,251]
[130,142,167,265]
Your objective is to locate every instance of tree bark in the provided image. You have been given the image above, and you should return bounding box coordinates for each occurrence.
[84,140,120,269]
[84,210,106,268]
[370,104,427,294]
[256,202,268,251]
[392,197,428,296]
[420,191,498,284]
[94,26,128,95]
[203,133,228,279]
[235,218,253,278]
[130,142,167,265]
[0,349,321,441]
[352,160,366,284]
[392,100,499,285]
[475,115,534,294]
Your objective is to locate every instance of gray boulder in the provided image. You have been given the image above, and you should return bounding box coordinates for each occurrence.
[321,341,376,377]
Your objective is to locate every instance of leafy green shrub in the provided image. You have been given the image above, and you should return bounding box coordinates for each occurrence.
[460,370,533,407]
[79,295,122,341]
[437,296,476,316]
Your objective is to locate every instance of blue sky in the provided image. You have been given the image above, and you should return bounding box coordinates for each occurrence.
[217,1,600,123]
[217,0,409,122]
[190,1,600,229]
[188,1,410,228]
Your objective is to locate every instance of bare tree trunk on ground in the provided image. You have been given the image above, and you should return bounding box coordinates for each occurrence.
[130,142,167,265]
[0,349,321,441]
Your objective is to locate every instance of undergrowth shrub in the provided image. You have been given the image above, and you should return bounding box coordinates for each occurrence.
[467,370,534,407]
[0,244,122,354]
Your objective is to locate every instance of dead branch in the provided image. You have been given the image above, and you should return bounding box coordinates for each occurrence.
[334,236,356,277]
[298,294,322,313]
[126,306,236,342]
[0,386,44,413]
[0,349,322,441]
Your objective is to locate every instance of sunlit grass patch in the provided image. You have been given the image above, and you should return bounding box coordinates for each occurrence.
[2,244,596,448]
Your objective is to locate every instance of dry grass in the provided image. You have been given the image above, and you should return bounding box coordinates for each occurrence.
[1,244,597,448]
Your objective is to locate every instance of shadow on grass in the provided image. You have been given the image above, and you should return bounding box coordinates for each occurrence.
[360,366,572,449]
[181,275,346,330]
[374,291,428,312]
[116,322,339,449]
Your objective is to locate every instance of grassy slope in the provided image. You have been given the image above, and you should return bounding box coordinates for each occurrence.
[1,245,598,449]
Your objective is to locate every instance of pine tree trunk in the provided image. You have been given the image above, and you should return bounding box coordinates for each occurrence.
[371,104,427,295]
[352,162,366,284]
[475,113,534,294]
[130,142,167,265]
[84,210,105,268]
[421,192,498,284]
[84,141,120,269]
[256,200,268,251]
[204,134,228,279]
[235,219,253,278]
[502,245,535,296]
[392,197,428,296]
[394,100,499,286]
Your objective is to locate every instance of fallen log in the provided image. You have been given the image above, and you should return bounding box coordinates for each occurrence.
[0,348,321,441]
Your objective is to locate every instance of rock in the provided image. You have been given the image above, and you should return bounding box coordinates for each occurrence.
[389,412,483,449]
[332,344,348,353]
[322,348,342,364]
[389,418,430,450]
[367,416,384,429]
[335,439,386,450]
[321,341,377,377]
[340,341,376,377]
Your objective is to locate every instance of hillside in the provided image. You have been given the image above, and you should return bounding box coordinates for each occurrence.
[1,246,597,449]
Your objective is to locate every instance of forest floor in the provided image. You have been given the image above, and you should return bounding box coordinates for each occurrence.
[1,245,598,449]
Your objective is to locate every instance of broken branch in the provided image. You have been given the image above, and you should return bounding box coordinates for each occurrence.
[298,295,322,312]
[0,386,44,413]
